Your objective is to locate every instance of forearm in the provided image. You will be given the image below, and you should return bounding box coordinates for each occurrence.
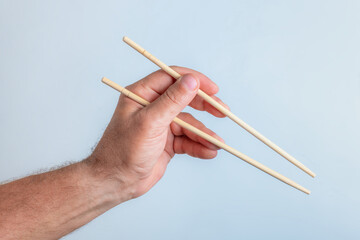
[0,158,131,239]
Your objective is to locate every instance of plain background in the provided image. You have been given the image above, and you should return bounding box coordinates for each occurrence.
[1,0,359,239]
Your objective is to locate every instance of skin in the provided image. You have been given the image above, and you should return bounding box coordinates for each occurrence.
[0,66,229,239]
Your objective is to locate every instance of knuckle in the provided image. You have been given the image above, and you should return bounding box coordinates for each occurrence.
[164,88,183,106]
[169,65,180,69]
[181,112,191,119]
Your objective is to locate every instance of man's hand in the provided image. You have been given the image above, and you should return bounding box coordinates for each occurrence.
[88,66,229,200]
[0,67,229,239]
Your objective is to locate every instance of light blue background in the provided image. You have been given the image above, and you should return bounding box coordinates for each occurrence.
[1,0,359,239]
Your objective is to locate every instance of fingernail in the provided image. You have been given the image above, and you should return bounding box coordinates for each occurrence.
[181,74,198,91]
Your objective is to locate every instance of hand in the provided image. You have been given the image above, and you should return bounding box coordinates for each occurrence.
[88,66,229,200]
[0,67,230,239]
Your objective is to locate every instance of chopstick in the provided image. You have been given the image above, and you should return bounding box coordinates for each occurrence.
[122,36,316,178]
[102,77,311,195]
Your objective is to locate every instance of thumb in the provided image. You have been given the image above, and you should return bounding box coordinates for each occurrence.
[145,73,199,126]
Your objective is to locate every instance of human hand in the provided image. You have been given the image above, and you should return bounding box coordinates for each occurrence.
[88,66,229,201]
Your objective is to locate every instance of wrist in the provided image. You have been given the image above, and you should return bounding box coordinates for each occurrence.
[81,156,137,204]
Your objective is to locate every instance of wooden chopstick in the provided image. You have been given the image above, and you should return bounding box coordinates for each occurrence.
[102,77,311,195]
[122,36,316,178]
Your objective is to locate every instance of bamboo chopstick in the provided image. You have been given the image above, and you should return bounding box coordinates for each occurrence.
[102,77,310,195]
[122,36,316,178]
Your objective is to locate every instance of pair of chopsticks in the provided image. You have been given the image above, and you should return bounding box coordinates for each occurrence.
[102,36,315,194]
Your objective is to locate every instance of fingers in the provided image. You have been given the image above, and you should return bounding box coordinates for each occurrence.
[125,66,218,100]
[170,113,224,150]
[144,74,199,127]
[173,136,218,159]
[190,94,230,118]
[169,66,219,95]
[123,66,230,118]
[125,69,176,103]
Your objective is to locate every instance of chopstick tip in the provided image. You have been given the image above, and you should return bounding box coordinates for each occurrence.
[101,77,110,84]
[308,170,316,178]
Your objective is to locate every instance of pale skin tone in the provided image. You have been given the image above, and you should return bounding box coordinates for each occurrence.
[0,66,229,239]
